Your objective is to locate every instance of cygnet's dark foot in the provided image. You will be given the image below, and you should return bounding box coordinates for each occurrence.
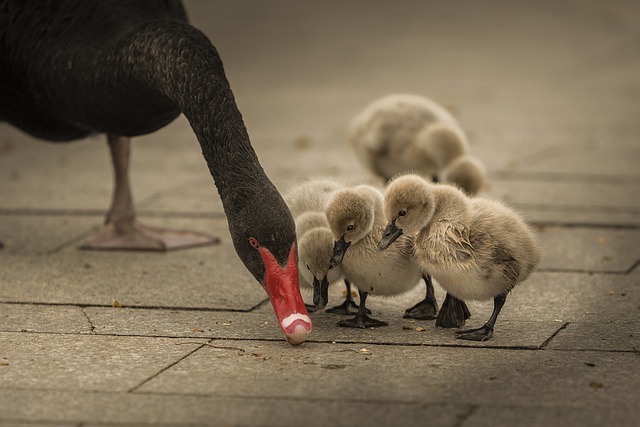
[435,293,471,328]
[338,314,388,329]
[80,221,219,251]
[305,303,318,313]
[456,325,493,341]
[326,298,360,315]
[404,296,438,320]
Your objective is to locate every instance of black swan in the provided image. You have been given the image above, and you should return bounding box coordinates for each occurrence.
[0,0,312,344]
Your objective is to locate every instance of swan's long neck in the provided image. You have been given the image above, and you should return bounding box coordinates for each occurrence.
[124,20,273,208]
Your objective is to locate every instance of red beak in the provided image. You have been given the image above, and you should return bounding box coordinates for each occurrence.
[258,244,312,345]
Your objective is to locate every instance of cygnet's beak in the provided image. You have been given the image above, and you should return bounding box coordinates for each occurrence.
[330,235,351,267]
[312,274,329,310]
[379,220,403,250]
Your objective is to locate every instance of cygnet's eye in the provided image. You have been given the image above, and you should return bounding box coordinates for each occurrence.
[306,265,310,271]
[346,224,355,231]
[398,209,407,217]
[328,265,333,270]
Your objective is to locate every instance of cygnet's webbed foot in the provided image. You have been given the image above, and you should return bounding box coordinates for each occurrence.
[326,298,360,315]
[337,290,386,328]
[455,294,506,341]
[327,280,370,315]
[456,325,493,341]
[337,313,388,329]
[435,293,471,328]
[404,296,438,320]
[80,221,219,251]
[404,274,438,320]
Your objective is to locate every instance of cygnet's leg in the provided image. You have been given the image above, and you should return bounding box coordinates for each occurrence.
[435,293,471,328]
[456,293,507,341]
[337,290,388,329]
[81,135,219,251]
[404,274,439,320]
[326,279,371,315]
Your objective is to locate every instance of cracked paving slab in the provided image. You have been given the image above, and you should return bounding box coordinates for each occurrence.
[134,339,640,410]
[0,332,207,392]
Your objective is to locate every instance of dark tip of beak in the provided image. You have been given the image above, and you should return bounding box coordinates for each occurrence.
[379,220,403,250]
[313,275,329,310]
[330,236,351,267]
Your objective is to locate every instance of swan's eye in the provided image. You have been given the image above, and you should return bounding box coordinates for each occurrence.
[248,237,259,248]
[346,224,354,231]
[398,209,407,217]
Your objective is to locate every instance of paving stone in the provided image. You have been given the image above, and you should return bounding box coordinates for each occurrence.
[0,304,91,334]
[513,145,640,178]
[0,389,467,427]
[0,215,96,255]
[518,207,640,227]
[137,340,639,409]
[547,320,639,352]
[0,218,264,311]
[466,404,638,427]
[535,226,640,272]
[488,180,640,212]
[0,332,206,392]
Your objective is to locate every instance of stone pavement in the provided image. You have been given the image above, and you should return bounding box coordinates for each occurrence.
[1,1,639,426]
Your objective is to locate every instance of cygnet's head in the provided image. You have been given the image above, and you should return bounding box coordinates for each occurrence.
[440,155,486,196]
[325,188,376,245]
[298,227,341,309]
[416,123,468,170]
[298,227,340,284]
[295,211,329,237]
[383,174,436,236]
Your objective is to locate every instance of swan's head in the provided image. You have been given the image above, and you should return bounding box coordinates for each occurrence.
[298,227,341,310]
[325,187,377,267]
[231,190,312,346]
[379,174,435,249]
[440,155,486,196]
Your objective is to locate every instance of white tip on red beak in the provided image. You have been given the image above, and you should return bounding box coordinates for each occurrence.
[280,313,312,345]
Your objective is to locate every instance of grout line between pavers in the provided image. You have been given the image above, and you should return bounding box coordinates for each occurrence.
[127,339,213,394]
[539,322,570,349]
[624,259,640,274]
[0,300,254,313]
[80,307,96,335]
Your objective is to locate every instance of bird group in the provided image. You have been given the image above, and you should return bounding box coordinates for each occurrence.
[289,94,541,341]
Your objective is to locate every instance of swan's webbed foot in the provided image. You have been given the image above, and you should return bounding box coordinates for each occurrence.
[456,325,493,341]
[337,313,388,329]
[435,293,471,328]
[404,296,438,320]
[80,221,219,251]
[336,290,387,328]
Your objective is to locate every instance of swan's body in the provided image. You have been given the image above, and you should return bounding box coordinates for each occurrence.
[380,174,541,340]
[0,0,311,344]
[348,94,486,194]
[325,184,429,327]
